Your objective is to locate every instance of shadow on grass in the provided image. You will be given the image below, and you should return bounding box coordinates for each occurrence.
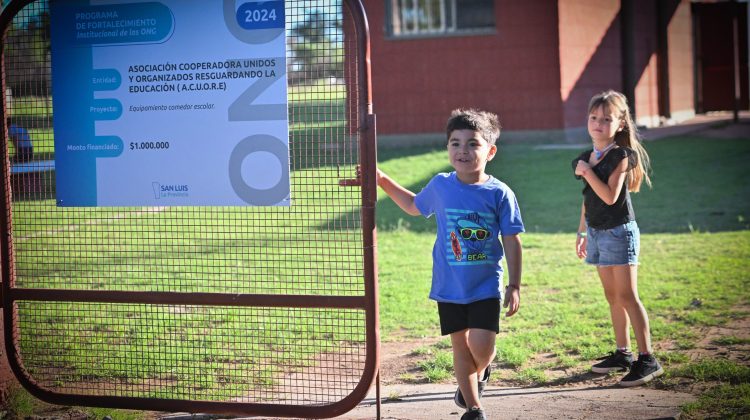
[543,371,621,387]
[14,116,748,235]
[328,136,750,234]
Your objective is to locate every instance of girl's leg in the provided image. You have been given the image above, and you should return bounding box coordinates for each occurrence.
[598,266,631,349]
[450,328,496,409]
[611,264,652,353]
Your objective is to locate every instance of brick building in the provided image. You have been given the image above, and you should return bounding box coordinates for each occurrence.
[359,0,724,143]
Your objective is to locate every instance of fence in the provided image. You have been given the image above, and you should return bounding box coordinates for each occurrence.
[0,0,378,417]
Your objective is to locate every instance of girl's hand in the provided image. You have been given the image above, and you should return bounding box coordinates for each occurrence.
[574,160,591,178]
[576,234,587,259]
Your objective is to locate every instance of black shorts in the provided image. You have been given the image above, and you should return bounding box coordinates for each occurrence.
[437,298,501,335]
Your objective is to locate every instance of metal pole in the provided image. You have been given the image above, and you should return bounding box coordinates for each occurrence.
[656,0,671,120]
[733,1,741,122]
[376,371,381,419]
[746,0,750,111]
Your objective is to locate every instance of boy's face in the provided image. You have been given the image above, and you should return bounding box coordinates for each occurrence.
[447,129,497,176]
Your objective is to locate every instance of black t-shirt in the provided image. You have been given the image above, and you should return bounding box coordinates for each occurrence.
[572,147,637,229]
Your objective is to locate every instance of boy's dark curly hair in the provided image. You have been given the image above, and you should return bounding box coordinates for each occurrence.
[445,108,501,145]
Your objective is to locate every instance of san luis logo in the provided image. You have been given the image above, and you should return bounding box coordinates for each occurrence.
[152,182,189,199]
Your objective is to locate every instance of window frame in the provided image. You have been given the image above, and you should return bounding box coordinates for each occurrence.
[385,0,496,39]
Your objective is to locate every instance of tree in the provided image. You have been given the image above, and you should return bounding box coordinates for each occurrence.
[289,8,343,84]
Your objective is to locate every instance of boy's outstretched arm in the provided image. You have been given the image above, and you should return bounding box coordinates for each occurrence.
[501,234,522,317]
[376,169,420,216]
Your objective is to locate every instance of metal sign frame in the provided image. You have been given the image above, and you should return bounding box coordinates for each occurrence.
[0,0,378,417]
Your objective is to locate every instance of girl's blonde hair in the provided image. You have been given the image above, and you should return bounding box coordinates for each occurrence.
[588,90,652,192]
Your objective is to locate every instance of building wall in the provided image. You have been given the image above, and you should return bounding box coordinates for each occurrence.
[633,0,695,127]
[633,0,660,127]
[557,0,693,131]
[668,0,695,121]
[693,2,748,112]
[557,0,621,135]
[362,0,695,139]
[362,0,563,137]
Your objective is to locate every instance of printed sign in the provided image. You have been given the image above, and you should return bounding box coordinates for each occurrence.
[50,0,290,206]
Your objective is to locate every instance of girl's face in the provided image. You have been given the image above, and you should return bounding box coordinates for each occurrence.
[447,129,497,178]
[588,105,623,143]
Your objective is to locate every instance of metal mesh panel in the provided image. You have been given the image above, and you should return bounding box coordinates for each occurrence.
[1,0,376,416]
[18,302,366,403]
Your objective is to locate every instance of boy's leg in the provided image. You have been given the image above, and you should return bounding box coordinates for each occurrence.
[469,328,496,378]
[451,328,496,409]
[451,330,480,409]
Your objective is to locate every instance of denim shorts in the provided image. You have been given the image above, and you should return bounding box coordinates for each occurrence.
[585,220,640,266]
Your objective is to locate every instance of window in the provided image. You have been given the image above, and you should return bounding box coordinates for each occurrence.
[387,0,495,37]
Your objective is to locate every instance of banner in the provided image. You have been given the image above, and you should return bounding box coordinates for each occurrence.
[51,0,290,206]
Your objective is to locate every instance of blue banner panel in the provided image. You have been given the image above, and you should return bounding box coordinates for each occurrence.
[51,0,290,206]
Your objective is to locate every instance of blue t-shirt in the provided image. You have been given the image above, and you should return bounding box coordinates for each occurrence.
[414,172,525,304]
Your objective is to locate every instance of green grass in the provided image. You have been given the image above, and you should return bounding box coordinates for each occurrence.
[682,383,750,419]
[3,384,148,420]
[9,95,53,116]
[514,368,547,384]
[377,138,750,335]
[288,79,346,102]
[5,86,363,408]
[713,336,750,346]
[4,100,749,417]
[3,385,37,418]
[376,135,750,417]
[417,351,454,382]
[669,359,750,384]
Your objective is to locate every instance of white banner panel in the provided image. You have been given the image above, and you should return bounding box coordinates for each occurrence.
[51,0,290,206]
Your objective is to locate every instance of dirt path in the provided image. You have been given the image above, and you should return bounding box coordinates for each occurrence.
[339,306,750,419]
[18,307,747,419]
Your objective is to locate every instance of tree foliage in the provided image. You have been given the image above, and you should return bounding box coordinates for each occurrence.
[289,9,343,84]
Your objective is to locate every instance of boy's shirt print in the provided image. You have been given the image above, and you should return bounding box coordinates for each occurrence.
[446,210,495,264]
[414,172,524,304]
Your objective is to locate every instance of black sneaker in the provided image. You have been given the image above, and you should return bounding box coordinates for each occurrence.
[461,407,486,420]
[454,365,491,409]
[591,350,633,373]
[619,354,664,387]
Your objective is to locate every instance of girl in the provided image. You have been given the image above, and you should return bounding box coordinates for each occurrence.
[572,90,662,387]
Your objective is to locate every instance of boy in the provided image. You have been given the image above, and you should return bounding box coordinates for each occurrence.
[376,109,524,420]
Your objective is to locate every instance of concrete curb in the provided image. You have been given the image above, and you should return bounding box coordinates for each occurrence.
[341,384,695,420]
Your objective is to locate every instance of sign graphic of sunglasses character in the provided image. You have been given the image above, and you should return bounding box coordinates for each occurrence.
[452,212,492,262]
